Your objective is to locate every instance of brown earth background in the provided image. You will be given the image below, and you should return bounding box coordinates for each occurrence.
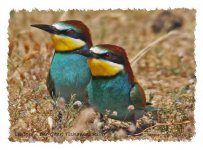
[8,9,195,142]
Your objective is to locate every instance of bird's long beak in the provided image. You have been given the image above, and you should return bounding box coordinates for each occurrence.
[73,49,98,58]
[31,24,59,34]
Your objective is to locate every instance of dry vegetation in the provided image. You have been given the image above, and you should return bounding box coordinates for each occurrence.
[8,9,195,142]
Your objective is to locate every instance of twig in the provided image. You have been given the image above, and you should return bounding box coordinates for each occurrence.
[132,120,191,136]
[130,30,179,67]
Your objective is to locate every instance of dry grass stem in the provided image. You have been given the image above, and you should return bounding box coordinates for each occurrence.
[130,30,180,67]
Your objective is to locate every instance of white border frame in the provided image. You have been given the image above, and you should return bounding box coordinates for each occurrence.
[0,0,203,149]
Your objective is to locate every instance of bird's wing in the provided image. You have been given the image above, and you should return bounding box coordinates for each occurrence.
[130,83,160,112]
[47,72,56,99]
[130,83,146,108]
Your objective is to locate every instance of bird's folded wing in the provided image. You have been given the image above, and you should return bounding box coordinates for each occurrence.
[130,83,146,107]
[47,72,56,99]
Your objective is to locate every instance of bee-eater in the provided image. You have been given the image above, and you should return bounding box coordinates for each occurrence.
[31,20,92,104]
[74,44,158,123]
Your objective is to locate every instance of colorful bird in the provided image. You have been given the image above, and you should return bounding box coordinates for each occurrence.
[74,44,158,123]
[31,20,92,104]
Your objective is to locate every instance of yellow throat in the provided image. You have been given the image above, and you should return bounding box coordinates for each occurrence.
[87,58,124,77]
[51,35,85,51]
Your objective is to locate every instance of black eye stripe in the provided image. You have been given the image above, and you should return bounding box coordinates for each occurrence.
[60,29,75,35]
[59,29,87,42]
[97,52,124,65]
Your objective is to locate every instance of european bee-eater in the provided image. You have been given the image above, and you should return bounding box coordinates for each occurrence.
[74,44,158,123]
[31,20,92,104]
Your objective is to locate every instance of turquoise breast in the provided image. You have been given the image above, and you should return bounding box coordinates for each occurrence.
[48,50,91,103]
[87,72,134,121]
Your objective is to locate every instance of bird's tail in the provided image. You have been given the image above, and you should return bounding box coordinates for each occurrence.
[145,105,160,112]
[146,102,153,105]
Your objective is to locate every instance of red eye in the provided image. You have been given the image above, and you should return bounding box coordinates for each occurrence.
[105,53,112,59]
[66,29,75,35]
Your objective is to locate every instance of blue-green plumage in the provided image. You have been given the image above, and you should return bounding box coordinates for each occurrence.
[76,44,159,123]
[47,46,91,103]
[31,20,93,104]
[88,71,142,121]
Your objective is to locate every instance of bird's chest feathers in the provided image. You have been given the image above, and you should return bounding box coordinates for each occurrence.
[90,73,132,100]
[88,73,133,120]
[50,53,90,86]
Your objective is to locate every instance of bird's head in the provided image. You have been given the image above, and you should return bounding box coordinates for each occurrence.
[74,44,135,84]
[31,20,92,52]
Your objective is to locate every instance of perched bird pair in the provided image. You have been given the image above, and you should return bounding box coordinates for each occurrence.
[31,20,158,124]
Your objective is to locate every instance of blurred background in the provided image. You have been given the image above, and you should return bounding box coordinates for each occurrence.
[8,9,195,142]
